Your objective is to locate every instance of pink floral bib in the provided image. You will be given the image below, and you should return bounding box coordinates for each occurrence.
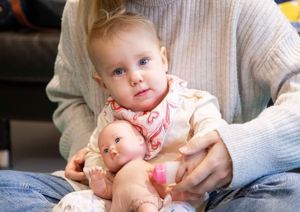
[102,75,187,159]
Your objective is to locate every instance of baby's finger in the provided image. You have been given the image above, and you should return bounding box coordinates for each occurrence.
[65,170,86,182]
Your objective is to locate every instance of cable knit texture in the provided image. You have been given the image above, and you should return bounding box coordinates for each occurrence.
[46,0,300,189]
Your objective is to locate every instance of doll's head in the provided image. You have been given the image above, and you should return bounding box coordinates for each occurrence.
[98,120,146,172]
[87,10,169,112]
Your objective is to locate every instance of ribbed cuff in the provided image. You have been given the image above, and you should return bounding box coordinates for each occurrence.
[217,105,300,189]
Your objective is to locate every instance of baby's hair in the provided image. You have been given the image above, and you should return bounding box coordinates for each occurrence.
[78,0,124,35]
[86,8,160,63]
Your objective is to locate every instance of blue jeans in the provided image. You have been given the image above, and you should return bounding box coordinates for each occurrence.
[0,171,299,212]
[207,172,300,212]
[0,170,74,212]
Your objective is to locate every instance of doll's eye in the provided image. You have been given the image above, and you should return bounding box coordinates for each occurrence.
[115,137,121,143]
[103,148,109,154]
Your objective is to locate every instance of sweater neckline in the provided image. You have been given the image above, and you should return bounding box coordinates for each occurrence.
[130,0,177,7]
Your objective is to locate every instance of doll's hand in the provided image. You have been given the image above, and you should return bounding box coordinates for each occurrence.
[173,131,233,200]
[85,166,113,199]
[65,147,88,183]
[88,167,106,194]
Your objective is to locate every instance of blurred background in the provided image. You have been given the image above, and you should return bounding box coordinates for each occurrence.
[0,0,67,172]
[10,120,65,172]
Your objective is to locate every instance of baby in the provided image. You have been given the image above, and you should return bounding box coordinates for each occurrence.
[83,9,227,211]
[56,9,227,212]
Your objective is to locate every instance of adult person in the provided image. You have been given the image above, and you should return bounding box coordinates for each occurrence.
[1,0,300,211]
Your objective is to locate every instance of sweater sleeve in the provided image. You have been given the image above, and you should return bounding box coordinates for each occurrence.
[217,0,300,189]
[46,0,95,160]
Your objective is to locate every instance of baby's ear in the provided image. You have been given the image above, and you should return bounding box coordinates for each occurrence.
[93,72,107,89]
[160,46,168,73]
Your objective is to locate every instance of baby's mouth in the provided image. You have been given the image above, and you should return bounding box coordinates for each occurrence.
[135,88,150,97]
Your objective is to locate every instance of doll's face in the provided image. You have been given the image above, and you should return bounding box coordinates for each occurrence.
[98,120,146,172]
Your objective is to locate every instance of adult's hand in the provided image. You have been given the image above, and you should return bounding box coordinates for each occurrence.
[64,147,88,183]
[172,131,233,200]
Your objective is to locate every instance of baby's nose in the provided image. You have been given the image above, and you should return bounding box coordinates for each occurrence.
[129,71,143,86]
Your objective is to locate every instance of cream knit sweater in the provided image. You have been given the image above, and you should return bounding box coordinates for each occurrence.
[46,0,300,189]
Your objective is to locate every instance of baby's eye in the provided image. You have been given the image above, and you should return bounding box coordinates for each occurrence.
[139,57,149,66]
[115,137,121,144]
[113,68,125,76]
[103,148,109,154]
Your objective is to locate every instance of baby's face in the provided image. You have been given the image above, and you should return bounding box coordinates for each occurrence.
[99,121,146,172]
[91,27,169,112]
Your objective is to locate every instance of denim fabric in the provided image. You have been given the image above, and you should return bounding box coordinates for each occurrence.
[207,172,300,212]
[0,170,74,212]
[1,171,300,212]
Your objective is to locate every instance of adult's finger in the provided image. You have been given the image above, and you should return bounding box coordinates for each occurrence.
[175,151,207,183]
[174,154,213,193]
[179,131,219,155]
[175,140,232,194]
[175,156,188,183]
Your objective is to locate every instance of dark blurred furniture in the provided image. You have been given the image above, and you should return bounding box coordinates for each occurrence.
[0,0,65,168]
[0,30,60,168]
